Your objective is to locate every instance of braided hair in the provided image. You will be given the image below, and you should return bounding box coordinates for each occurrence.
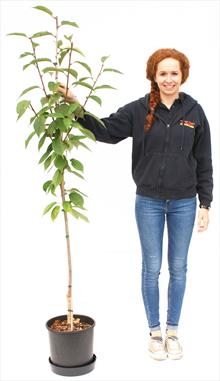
[144,48,190,133]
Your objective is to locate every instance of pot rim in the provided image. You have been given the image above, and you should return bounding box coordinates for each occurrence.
[46,314,95,334]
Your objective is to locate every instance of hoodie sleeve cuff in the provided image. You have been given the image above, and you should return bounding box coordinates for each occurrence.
[199,204,210,209]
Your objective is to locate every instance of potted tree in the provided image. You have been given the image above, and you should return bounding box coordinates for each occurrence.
[8,5,122,377]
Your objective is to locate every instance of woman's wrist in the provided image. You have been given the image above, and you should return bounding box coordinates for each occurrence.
[199,204,210,210]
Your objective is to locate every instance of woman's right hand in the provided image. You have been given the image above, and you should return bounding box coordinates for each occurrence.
[58,84,78,103]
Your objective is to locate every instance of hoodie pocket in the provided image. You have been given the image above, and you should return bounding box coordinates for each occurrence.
[133,153,162,187]
[162,154,196,190]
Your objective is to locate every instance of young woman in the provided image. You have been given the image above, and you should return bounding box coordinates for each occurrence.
[59,48,213,361]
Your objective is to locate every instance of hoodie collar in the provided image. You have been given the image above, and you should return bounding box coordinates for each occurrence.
[141,91,196,111]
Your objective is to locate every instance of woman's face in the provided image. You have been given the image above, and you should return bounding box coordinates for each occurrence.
[154,58,182,99]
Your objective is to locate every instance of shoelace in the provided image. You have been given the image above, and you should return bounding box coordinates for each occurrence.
[167,336,178,341]
[152,336,163,341]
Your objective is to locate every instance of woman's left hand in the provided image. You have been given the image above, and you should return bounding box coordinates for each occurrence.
[197,208,209,232]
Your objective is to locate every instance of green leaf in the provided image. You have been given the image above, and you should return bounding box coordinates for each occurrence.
[39,144,52,164]
[48,93,62,106]
[48,81,60,92]
[84,111,106,128]
[78,76,92,82]
[75,61,92,75]
[30,115,37,124]
[69,135,86,142]
[94,85,117,90]
[46,112,65,119]
[103,68,123,74]
[43,201,57,215]
[43,67,65,74]
[34,116,46,136]
[63,118,72,129]
[58,49,69,65]
[43,180,52,192]
[73,81,93,90]
[23,58,52,70]
[44,155,53,170]
[69,191,84,208]
[77,141,91,151]
[33,5,53,16]
[31,31,54,38]
[69,170,84,180]
[52,138,65,155]
[68,135,90,150]
[55,104,70,115]
[63,68,78,79]
[25,131,35,148]
[70,47,85,57]
[69,188,87,197]
[19,85,40,98]
[53,169,62,187]
[101,55,110,63]
[64,141,74,151]
[51,206,60,221]
[19,52,34,58]
[7,32,27,37]
[80,127,96,141]
[57,40,63,48]
[40,97,49,106]
[48,119,67,134]
[62,201,73,212]
[70,158,84,172]
[61,20,79,28]
[57,119,68,133]
[70,208,89,222]
[64,34,73,42]
[31,42,39,48]
[16,100,31,120]
[38,133,47,150]
[50,184,56,196]
[54,155,68,170]
[88,95,102,106]
[46,121,55,136]
[67,103,80,114]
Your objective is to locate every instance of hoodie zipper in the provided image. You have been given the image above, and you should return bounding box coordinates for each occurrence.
[157,120,171,193]
[153,101,186,194]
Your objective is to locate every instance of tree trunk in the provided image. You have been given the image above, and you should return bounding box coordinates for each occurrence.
[60,179,73,331]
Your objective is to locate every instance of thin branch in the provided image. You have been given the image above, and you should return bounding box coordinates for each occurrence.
[64,42,73,101]
[82,62,104,109]
[64,62,105,142]
[55,16,59,82]
[30,103,38,116]
[30,38,48,98]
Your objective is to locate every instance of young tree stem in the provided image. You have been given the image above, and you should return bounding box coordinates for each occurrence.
[60,179,73,331]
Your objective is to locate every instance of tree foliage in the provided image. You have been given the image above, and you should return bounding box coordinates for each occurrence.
[9,5,122,223]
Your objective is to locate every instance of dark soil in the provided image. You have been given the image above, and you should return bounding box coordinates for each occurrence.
[50,317,91,332]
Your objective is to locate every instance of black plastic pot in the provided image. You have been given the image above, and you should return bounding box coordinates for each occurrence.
[46,314,96,377]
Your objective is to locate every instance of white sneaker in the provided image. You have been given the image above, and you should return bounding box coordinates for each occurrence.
[148,331,167,361]
[165,331,183,360]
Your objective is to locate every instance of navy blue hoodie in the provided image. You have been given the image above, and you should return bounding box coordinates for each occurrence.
[78,92,213,207]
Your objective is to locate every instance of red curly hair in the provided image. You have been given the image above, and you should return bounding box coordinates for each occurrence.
[144,48,190,132]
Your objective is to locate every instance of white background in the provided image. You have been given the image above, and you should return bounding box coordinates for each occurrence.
[0,1,220,380]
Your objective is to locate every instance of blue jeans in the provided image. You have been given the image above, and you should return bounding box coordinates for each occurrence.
[135,195,197,330]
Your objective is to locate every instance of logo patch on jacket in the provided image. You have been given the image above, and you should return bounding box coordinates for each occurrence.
[180,120,195,129]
